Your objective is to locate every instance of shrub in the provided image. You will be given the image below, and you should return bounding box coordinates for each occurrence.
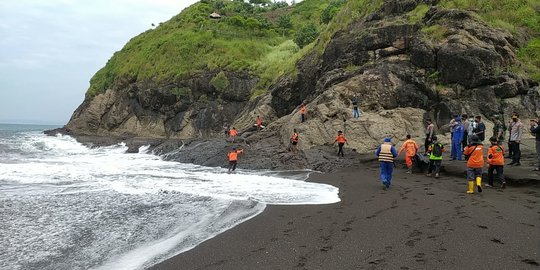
[211,71,230,91]
[294,23,319,48]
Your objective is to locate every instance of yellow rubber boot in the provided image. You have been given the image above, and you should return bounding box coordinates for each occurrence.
[467,181,474,194]
[476,176,483,193]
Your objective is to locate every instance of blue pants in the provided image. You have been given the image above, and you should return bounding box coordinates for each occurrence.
[451,139,462,160]
[353,107,360,118]
[380,162,394,187]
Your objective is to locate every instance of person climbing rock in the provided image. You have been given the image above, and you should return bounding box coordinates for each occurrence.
[398,134,419,174]
[290,129,299,153]
[333,130,348,158]
[227,147,243,173]
[426,136,445,178]
[463,135,484,194]
[256,115,262,131]
[376,137,398,190]
[352,94,360,119]
[487,136,506,188]
[228,127,238,143]
[300,103,306,123]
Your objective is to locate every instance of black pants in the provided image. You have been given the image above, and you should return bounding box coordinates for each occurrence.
[301,113,305,123]
[228,160,237,172]
[488,165,504,185]
[509,141,521,163]
[507,141,513,158]
[425,136,431,153]
[462,139,467,154]
[428,160,441,174]
[338,143,345,157]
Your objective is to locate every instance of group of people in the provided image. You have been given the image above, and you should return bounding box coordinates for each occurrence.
[377,112,540,193]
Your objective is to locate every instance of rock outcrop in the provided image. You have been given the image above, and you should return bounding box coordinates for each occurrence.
[56,0,540,171]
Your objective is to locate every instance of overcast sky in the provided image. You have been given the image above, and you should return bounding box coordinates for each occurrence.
[0,0,199,125]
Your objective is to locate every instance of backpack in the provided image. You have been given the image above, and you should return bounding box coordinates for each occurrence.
[432,143,443,157]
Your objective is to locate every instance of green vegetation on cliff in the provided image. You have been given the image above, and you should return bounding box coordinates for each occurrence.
[87,0,540,98]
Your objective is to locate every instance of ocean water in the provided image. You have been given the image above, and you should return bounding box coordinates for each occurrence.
[0,124,340,270]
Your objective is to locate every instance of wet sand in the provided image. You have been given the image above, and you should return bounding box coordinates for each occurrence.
[151,161,540,270]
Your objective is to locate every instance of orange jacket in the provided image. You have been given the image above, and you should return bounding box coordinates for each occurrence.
[399,139,419,157]
[300,105,306,114]
[229,129,238,137]
[487,145,504,166]
[256,117,262,126]
[464,145,484,168]
[335,134,347,144]
[228,149,243,161]
[291,132,299,142]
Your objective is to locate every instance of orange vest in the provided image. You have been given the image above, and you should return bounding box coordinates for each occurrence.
[487,145,504,166]
[300,106,306,114]
[229,129,238,137]
[464,145,484,168]
[257,117,261,126]
[291,132,299,142]
[228,149,243,161]
[335,134,347,143]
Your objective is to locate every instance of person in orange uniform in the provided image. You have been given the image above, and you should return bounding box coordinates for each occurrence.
[463,134,484,194]
[256,115,262,131]
[300,103,306,123]
[290,129,299,152]
[487,136,506,188]
[227,147,243,173]
[228,127,238,143]
[333,130,348,157]
[398,134,419,174]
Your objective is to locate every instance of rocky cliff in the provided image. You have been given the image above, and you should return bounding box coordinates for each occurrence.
[57,0,540,171]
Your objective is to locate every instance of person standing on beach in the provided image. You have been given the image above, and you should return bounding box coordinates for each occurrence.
[508,114,524,166]
[333,130,348,158]
[289,129,299,153]
[507,112,517,159]
[467,117,477,145]
[473,116,486,142]
[451,116,464,160]
[461,114,470,153]
[426,136,445,178]
[492,115,506,143]
[530,118,540,171]
[229,127,238,143]
[398,134,419,174]
[425,119,435,152]
[300,103,306,123]
[463,135,484,194]
[227,147,243,173]
[449,114,458,140]
[376,137,398,190]
[487,136,506,188]
[352,95,360,119]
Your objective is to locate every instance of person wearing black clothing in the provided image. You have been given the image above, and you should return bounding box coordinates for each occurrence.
[473,116,486,142]
[531,119,540,171]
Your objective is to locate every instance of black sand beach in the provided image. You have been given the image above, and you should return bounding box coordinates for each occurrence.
[151,160,540,270]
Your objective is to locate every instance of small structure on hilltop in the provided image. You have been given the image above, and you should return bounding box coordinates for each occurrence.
[209,12,222,19]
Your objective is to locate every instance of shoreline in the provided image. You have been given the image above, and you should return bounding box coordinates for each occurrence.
[150,163,540,270]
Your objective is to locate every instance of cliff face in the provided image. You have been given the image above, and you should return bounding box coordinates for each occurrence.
[63,0,540,161]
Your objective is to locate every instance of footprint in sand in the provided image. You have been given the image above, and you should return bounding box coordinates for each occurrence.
[477,225,488,229]
[490,238,504,244]
[522,259,540,266]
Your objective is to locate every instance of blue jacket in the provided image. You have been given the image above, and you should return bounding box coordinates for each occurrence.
[531,124,540,141]
[375,144,398,161]
[452,122,464,142]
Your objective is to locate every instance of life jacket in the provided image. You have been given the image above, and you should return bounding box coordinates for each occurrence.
[487,145,504,166]
[229,129,238,137]
[464,144,484,168]
[291,132,299,142]
[335,134,347,144]
[378,144,394,162]
[228,149,243,161]
[300,106,306,114]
